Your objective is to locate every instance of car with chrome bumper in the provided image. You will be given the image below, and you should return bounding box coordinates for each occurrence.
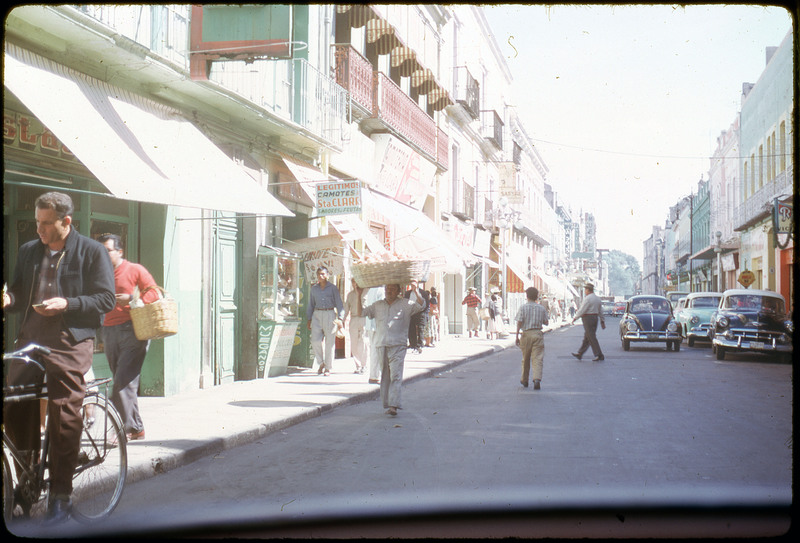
[711,289,793,362]
[619,295,683,351]
[675,292,722,347]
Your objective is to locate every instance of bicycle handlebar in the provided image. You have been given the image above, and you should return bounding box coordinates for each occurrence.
[3,343,51,372]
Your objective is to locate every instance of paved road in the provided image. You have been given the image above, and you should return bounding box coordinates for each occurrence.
[19,321,795,537]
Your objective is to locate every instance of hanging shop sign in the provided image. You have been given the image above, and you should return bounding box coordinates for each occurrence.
[372,134,436,211]
[737,269,756,288]
[316,180,361,216]
[773,198,793,234]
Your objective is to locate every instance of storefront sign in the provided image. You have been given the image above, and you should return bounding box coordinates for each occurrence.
[737,270,755,288]
[292,234,345,282]
[3,108,77,161]
[372,134,436,211]
[773,199,792,234]
[316,181,361,215]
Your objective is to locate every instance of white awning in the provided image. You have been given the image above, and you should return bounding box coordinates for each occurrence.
[328,214,389,257]
[363,189,477,273]
[4,44,292,216]
[280,153,327,203]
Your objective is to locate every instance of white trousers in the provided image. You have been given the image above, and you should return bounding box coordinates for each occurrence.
[378,344,407,409]
[311,309,337,371]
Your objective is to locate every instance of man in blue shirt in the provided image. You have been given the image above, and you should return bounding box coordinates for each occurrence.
[306,266,344,376]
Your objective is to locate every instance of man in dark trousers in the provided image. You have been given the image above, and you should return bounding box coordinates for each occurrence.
[570,283,606,361]
[3,191,115,523]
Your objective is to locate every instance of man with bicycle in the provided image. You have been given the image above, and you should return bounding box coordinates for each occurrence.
[3,191,115,523]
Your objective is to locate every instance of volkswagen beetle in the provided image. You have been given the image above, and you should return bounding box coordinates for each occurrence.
[619,295,683,351]
[711,289,793,362]
[675,292,722,347]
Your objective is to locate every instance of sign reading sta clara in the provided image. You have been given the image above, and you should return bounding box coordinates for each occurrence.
[316,181,361,216]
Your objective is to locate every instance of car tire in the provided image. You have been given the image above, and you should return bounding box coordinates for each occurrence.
[665,342,671,352]
[622,339,630,351]
[687,337,695,347]
[673,341,681,352]
[716,346,725,360]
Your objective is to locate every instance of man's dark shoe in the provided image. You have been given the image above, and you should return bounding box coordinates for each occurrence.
[45,497,72,525]
[592,356,605,361]
[571,352,582,361]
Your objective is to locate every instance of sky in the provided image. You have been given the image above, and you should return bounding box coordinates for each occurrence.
[482,3,793,266]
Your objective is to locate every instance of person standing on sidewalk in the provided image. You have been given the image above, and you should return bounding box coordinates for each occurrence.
[306,266,344,376]
[98,233,158,441]
[404,279,428,353]
[3,191,115,523]
[515,287,549,389]
[343,278,369,374]
[358,282,424,416]
[571,283,606,361]
[461,287,482,338]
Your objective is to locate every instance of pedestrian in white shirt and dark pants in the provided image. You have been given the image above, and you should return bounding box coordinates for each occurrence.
[359,282,424,416]
[571,283,606,361]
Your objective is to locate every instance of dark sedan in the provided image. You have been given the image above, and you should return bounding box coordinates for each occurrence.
[711,289,793,363]
[619,295,683,351]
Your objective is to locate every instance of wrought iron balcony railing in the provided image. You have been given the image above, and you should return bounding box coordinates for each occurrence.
[372,71,436,159]
[735,167,793,231]
[333,44,373,118]
[481,109,503,151]
[452,66,480,120]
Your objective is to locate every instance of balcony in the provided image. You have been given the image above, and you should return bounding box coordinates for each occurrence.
[436,126,449,171]
[77,4,191,68]
[208,58,347,147]
[333,44,373,119]
[480,109,503,152]
[735,167,794,231]
[452,66,480,120]
[368,71,437,160]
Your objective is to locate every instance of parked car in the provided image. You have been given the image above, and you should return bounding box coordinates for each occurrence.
[711,289,793,362]
[675,292,722,347]
[619,295,683,351]
[666,291,689,310]
[601,301,615,316]
[613,301,626,316]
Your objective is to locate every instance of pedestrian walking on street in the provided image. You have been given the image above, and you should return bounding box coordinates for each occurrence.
[404,279,428,353]
[571,283,606,361]
[424,286,439,347]
[515,287,549,389]
[343,278,369,374]
[358,283,424,416]
[364,285,384,384]
[3,191,116,523]
[98,233,159,442]
[306,266,344,376]
[462,287,482,338]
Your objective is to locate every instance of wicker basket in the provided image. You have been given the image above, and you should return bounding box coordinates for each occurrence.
[351,259,431,288]
[129,286,178,341]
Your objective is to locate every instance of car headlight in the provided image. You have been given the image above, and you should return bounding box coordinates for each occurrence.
[667,321,678,333]
[690,315,699,324]
[785,320,794,334]
[626,322,638,332]
[717,316,729,328]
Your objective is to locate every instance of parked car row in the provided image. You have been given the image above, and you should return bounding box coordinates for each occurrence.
[617,289,792,363]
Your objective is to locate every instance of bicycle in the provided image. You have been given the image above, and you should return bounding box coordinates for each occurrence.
[3,343,127,524]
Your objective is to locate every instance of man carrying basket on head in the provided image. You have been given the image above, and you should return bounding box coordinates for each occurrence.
[98,233,159,442]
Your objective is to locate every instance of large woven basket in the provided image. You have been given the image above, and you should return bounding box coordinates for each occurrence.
[351,259,431,288]
[130,286,178,341]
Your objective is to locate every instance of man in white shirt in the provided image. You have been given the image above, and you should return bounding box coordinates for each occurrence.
[570,283,606,361]
[358,282,424,416]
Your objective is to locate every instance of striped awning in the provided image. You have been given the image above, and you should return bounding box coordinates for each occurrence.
[366,18,400,55]
[391,45,421,77]
[338,4,378,28]
[411,68,437,94]
[427,86,454,111]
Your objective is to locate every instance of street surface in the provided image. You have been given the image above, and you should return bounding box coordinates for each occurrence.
[32,321,798,537]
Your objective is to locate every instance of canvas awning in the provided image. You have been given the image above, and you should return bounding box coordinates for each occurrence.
[363,189,478,274]
[4,44,292,216]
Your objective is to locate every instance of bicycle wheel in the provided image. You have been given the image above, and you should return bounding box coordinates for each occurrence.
[70,394,127,522]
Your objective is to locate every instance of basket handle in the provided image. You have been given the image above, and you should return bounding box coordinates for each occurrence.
[136,285,167,303]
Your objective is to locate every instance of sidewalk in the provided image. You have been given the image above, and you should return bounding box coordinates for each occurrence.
[125,321,567,486]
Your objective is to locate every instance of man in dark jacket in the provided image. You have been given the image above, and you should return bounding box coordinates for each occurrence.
[3,191,115,523]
